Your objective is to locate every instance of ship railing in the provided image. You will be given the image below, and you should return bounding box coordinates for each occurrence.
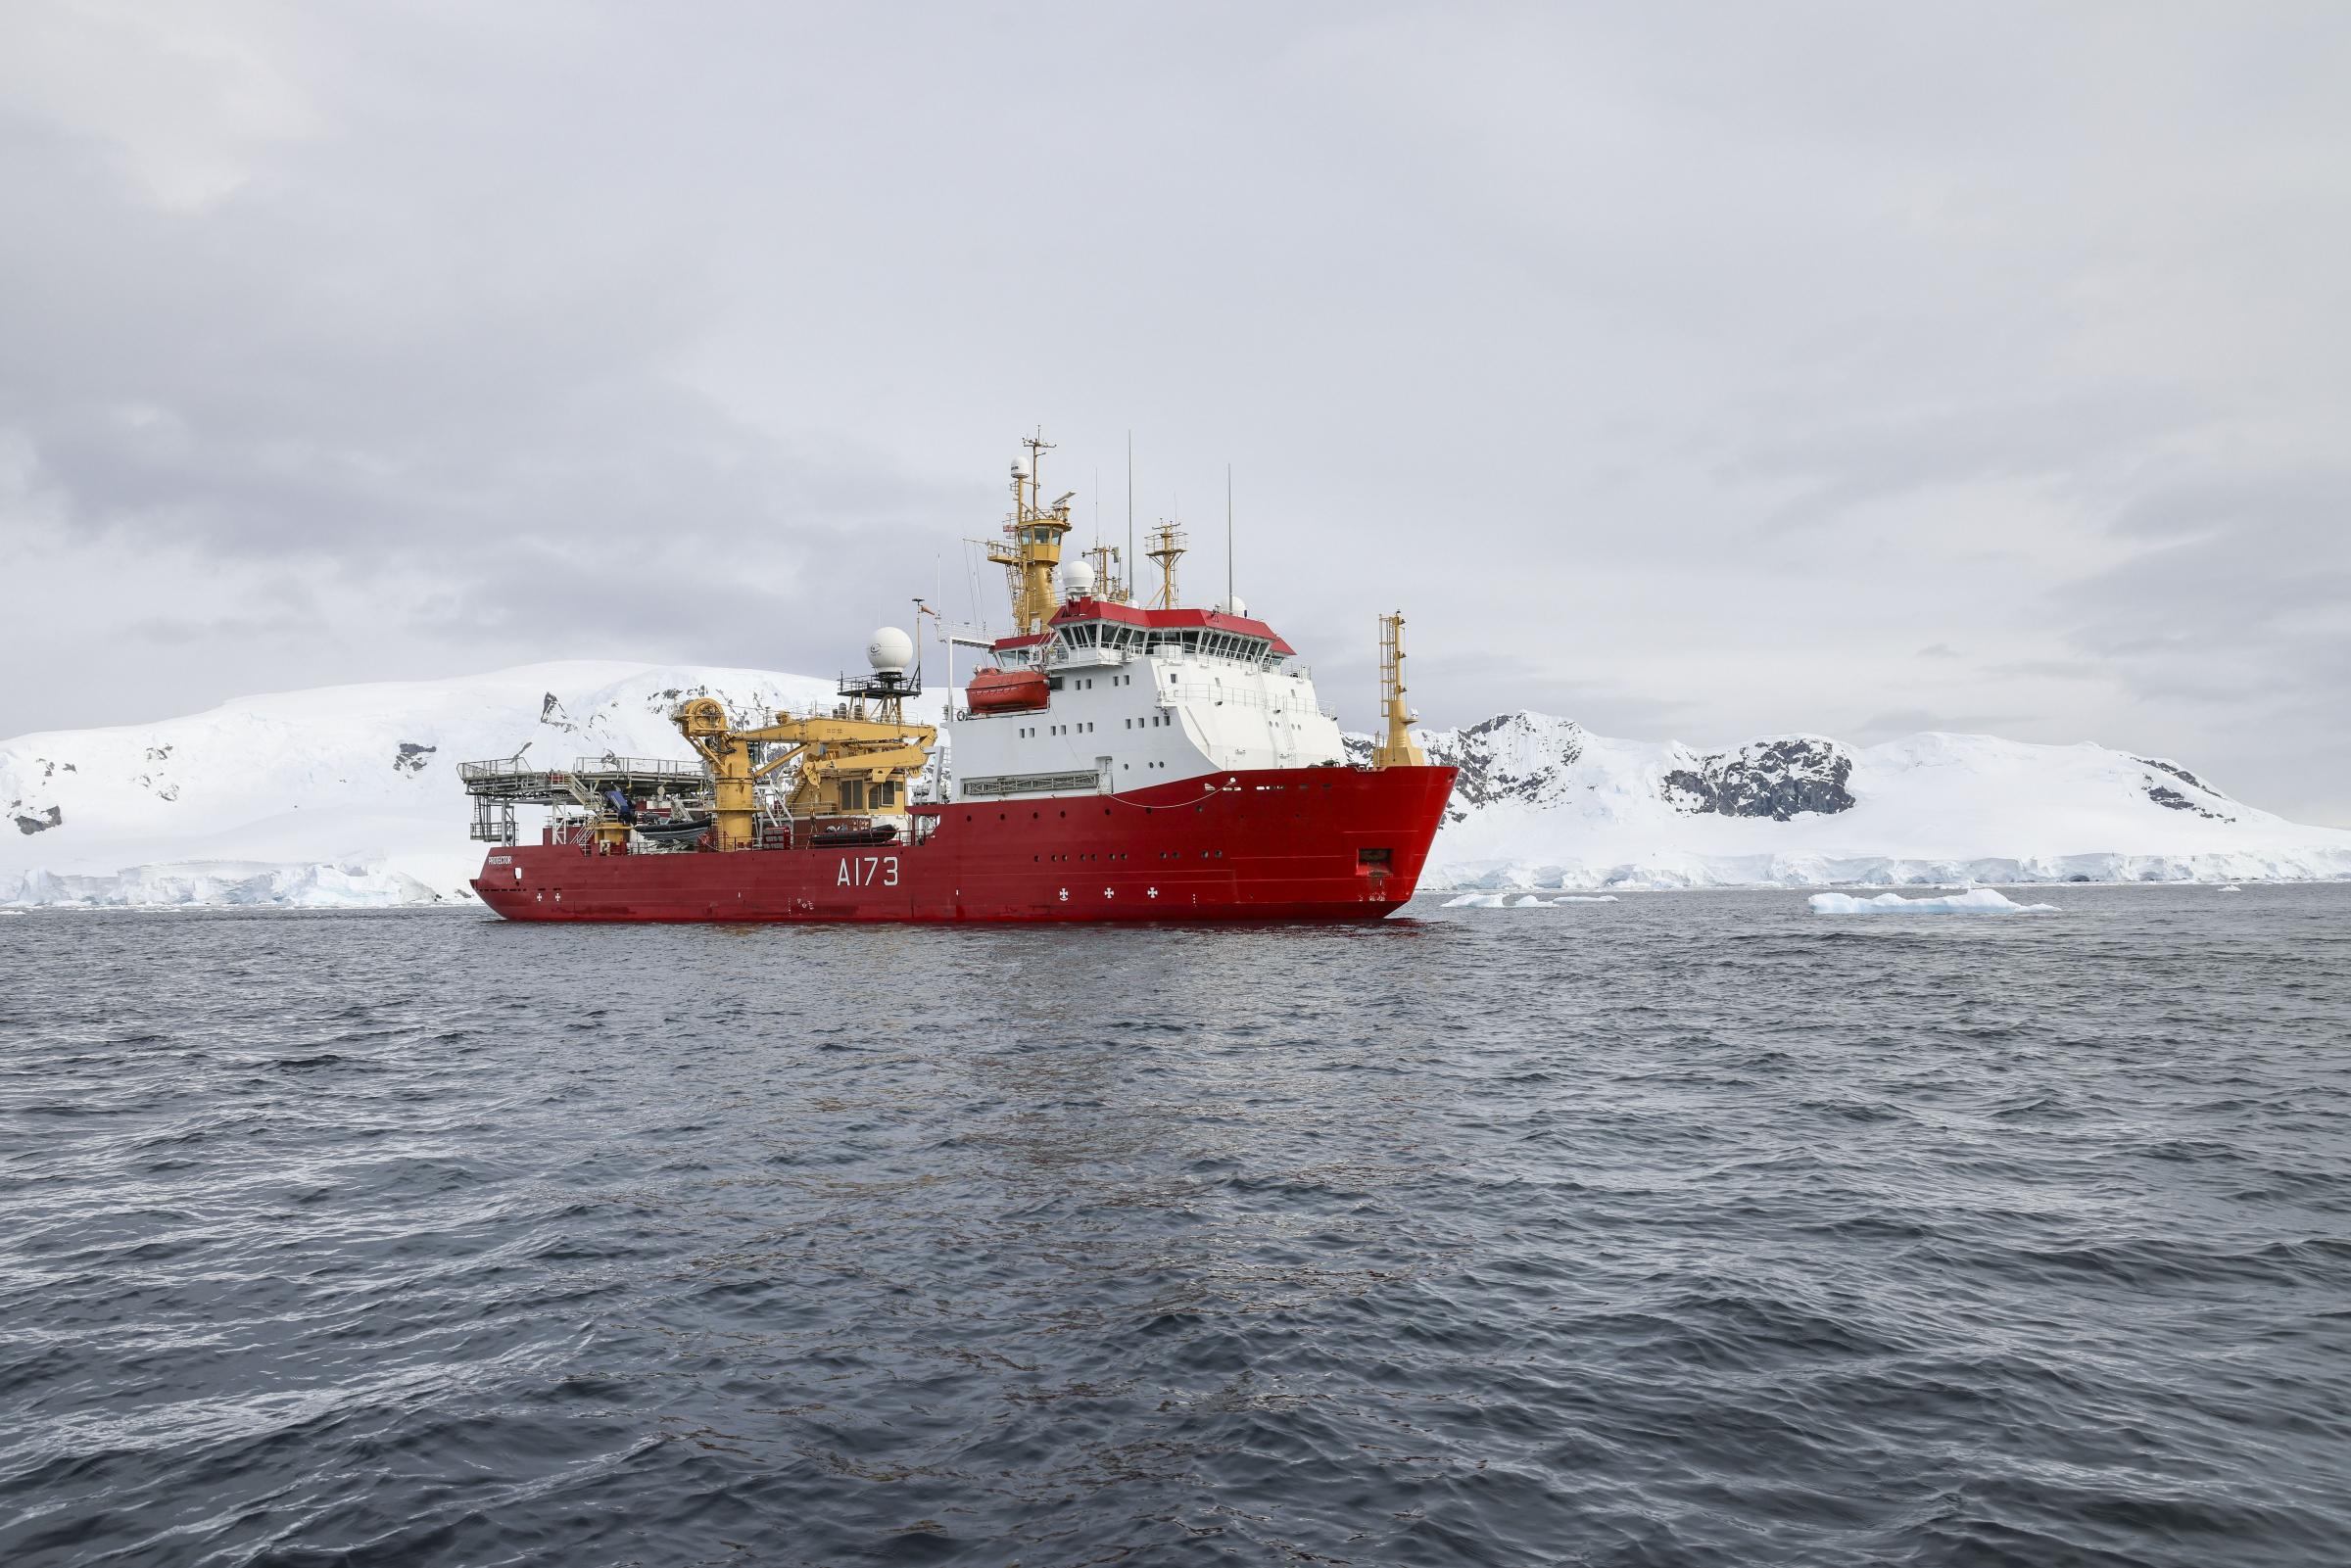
[458,756,537,782]
[469,796,517,845]
[576,755,704,782]
[1041,643,1136,673]
[754,790,795,851]
[459,754,709,809]
[457,756,560,797]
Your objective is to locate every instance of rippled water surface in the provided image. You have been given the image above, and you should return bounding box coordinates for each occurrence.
[4,885,2350,1566]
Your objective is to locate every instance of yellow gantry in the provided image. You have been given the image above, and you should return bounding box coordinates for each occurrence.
[674,697,936,851]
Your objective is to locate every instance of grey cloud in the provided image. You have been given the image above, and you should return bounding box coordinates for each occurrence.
[1982,658,2108,682]
[1448,669,1701,740]
[4,3,2350,824]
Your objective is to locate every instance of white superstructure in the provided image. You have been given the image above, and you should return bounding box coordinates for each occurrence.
[947,597,1347,800]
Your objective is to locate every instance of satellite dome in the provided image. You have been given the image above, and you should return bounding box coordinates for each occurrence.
[1059,557,1096,597]
[866,626,915,675]
[1218,594,1249,618]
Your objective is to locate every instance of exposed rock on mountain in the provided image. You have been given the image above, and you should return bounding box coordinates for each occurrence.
[2133,757,2234,820]
[1406,714,2351,890]
[1662,738,1855,821]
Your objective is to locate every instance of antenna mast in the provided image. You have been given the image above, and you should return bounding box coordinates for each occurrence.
[1145,520,1186,610]
[1372,611,1427,768]
[1225,462,1234,610]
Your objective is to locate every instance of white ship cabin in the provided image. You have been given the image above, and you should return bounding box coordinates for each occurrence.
[949,592,1348,800]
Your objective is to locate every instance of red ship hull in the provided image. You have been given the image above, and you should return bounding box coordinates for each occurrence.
[471,764,1456,923]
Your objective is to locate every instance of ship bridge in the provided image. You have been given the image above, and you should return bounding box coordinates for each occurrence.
[984,601,1297,669]
[950,588,1346,802]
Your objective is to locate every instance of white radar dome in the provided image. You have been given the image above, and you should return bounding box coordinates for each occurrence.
[866,626,915,675]
[1059,557,1096,597]
[1217,594,1248,618]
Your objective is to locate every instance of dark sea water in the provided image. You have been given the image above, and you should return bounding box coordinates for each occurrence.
[3,885,2349,1567]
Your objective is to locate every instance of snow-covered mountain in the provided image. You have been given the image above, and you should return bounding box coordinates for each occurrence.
[5,664,2348,907]
[1374,714,2351,889]
[0,663,865,907]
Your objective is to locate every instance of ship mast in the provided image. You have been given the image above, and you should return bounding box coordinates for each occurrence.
[1371,611,1426,768]
[1083,540,1128,603]
[985,430,1075,635]
[1144,520,1186,609]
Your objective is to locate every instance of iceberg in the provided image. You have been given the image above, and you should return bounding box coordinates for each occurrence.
[1808,888,2060,916]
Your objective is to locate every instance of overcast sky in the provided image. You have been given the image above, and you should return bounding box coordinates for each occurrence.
[5,2,2348,821]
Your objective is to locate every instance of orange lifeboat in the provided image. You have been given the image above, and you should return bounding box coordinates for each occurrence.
[966,667,1049,714]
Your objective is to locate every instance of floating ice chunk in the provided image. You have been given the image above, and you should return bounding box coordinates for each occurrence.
[1440,891,1620,908]
[2220,884,2243,892]
[1809,888,2059,915]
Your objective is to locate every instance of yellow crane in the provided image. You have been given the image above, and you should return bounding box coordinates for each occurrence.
[673,697,935,852]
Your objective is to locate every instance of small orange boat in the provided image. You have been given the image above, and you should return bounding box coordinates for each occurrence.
[964,666,1049,714]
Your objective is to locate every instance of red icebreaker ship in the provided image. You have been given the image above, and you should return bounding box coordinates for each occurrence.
[459,435,1454,923]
